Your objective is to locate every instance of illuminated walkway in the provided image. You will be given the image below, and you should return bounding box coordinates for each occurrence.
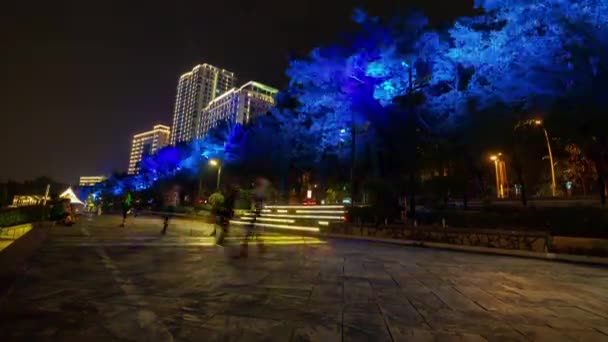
[0,215,607,341]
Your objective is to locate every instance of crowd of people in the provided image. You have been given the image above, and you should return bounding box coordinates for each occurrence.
[111,177,272,259]
[214,177,270,258]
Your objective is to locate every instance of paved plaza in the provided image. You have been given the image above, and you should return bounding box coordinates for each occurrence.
[0,215,607,341]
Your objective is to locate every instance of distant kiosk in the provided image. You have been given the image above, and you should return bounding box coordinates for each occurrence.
[59,187,84,205]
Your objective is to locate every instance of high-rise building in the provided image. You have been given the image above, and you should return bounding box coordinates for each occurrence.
[170,64,236,145]
[128,124,171,174]
[79,176,107,187]
[199,81,278,136]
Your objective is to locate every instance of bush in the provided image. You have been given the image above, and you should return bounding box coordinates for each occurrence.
[208,192,224,209]
[0,206,46,228]
[235,190,252,210]
[347,205,400,224]
[430,207,608,238]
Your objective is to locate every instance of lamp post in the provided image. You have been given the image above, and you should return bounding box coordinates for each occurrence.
[533,120,557,197]
[490,154,501,199]
[209,159,222,191]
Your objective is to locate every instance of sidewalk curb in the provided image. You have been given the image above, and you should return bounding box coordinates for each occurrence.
[320,233,608,266]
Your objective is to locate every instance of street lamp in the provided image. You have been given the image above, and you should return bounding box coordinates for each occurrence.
[209,159,222,191]
[490,153,501,199]
[533,119,556,197]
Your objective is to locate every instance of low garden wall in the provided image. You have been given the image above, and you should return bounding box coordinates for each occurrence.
[340,206,608,257]
[324,222,608,257]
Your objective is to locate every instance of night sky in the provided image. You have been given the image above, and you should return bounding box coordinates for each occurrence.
[1,0,473,184]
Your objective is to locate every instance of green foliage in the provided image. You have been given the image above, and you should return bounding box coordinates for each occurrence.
[0,206,46,228]
[347,205,401,224]
[208,192,225,210]
[229,189,250,210]
[431,207,608,238]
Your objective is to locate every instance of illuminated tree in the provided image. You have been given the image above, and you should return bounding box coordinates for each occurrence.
[282,9,454,208]
[446,0,608,203]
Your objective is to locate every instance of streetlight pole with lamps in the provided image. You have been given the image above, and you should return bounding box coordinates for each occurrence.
[209,159,222,191]
[533,120,557,197]
[490,153,505,199]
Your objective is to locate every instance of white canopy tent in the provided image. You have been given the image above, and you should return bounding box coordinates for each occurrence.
[59,187,84,205]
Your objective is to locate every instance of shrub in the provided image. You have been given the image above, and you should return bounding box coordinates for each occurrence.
[208,192,224,209]
[0,206,46,227]
[431,207,608,238]
[347,205,400,224]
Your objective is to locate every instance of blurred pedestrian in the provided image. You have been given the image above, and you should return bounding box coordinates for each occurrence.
[215,184,239,246]
[241,178,269,257]
[161,190,178,235]
[119,191,133,227]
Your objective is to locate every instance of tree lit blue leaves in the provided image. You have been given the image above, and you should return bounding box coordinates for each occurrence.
[94,1,608,199]
[351,8,367,24]
[447,0,608,112]
[365,61,389,78]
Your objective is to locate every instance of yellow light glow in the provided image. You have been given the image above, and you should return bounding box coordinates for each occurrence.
[243,213,345,220]
[534,119,542,125]
[296,210,346,214]
[265,205,344,209]
[276,209,288,213]
[238,217,295,223]
[229,220,320,232]
[209,159,219,166]
[490,155,497,161]
[318,221,329,226]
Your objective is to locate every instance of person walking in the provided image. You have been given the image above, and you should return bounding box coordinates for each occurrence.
[119,191,133,227]
[216,185,239,246]
[161,190,178,235]
[241,178,268,257]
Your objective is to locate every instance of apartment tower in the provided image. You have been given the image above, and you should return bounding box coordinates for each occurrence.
[170,64,236,144]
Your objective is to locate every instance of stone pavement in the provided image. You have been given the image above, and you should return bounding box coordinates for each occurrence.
[0,215,607,341]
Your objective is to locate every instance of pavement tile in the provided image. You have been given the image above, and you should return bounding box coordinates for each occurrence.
[454,286,507,311]
[566,330,608,342]
[392,327,488,342]
[595,326,608,335]
[292,322,342,342]
[433,286,487,312]
[2,215,608,340]
[513,324,577,342]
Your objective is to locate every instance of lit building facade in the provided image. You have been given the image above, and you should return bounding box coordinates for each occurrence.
[170,64,236,145]
[79,176,107,187]
[199,81,278,136]
[128,124,171,174]
[11,195,50,207]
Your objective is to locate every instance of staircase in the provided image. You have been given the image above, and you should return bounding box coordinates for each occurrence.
[230,205,346,233]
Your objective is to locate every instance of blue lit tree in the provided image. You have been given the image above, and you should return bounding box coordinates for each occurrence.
[94,119,248,204]
[282,9,453,207]
[446,0,608,203]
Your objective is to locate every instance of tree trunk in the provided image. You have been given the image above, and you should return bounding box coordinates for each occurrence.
[408,172,417,217]
[515,166,527,207]
[582,177,587,196]
[350,120,356,207]
[598,173,606,206]
[520,181,527,207]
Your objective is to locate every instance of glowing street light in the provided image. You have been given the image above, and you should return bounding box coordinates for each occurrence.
[490,153,507,199]
[490,154,500,199]
[209,159,222,190]
[533,119,557,197]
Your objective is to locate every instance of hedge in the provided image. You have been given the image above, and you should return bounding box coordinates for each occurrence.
[347,205,608,238]
[0,206,46,228]
[433,207,608,238]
